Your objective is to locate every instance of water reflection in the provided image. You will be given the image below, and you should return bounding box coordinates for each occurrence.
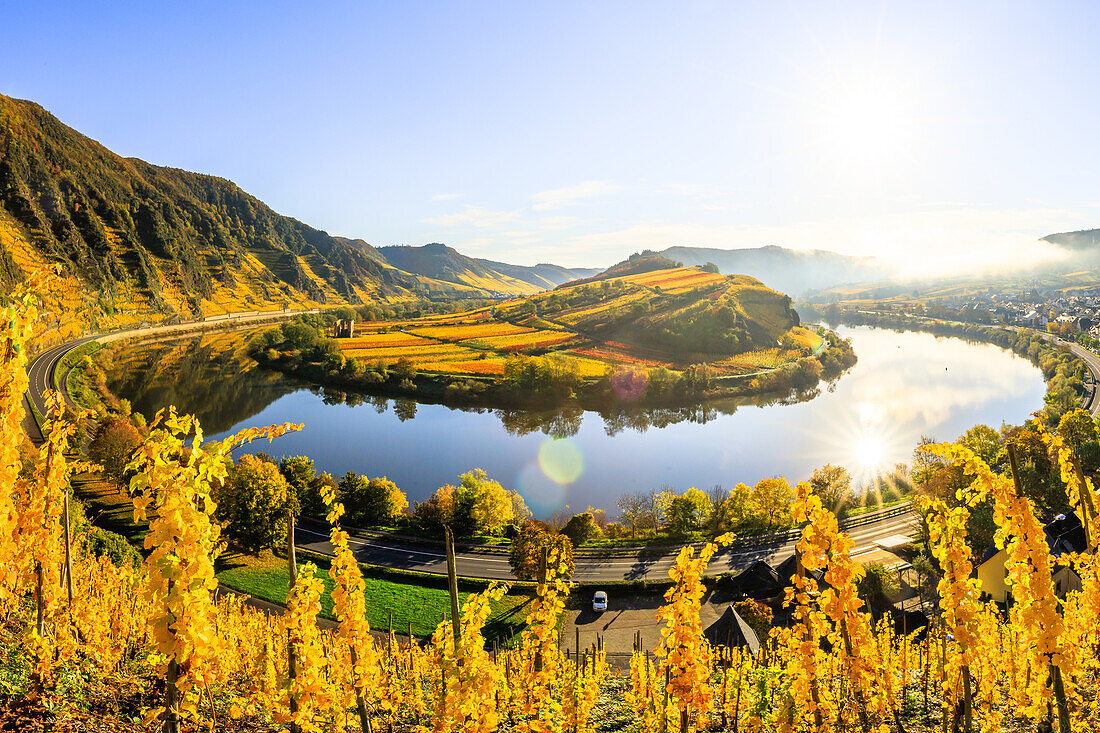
[104,326,1047,516]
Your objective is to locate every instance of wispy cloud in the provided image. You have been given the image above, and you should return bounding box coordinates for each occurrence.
[432,192,463,201]
[531,180,622,211]
[425,206,520,228]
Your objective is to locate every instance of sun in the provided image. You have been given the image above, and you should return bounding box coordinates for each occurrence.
[820,75,916,170]
[854,434,885,470]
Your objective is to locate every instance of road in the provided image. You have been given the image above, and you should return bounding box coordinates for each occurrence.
[1037,332,1100,416]
[21,309,318,441]
[295,508,920,582]
[25,311,921,582]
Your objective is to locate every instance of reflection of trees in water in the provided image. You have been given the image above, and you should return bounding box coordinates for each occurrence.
[103,336,297,435]
[107,335,833,440]
[393,399,418,422]
[495,407,585,438]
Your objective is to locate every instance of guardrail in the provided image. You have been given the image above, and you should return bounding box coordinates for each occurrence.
[298,502,917,561]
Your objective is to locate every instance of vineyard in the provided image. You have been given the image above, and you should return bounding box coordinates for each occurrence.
[3,273,1100,732]
[332,266,821,382]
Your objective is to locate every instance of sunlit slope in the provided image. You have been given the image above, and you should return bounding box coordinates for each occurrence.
[0,93,423,323]
[340,265,815,378]
[506,265,802,354]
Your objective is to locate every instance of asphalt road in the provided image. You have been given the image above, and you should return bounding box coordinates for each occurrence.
[295,509,921,582]
[1036,332,1100,416]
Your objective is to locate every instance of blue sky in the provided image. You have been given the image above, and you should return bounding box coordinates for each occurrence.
[3,1,1100,269]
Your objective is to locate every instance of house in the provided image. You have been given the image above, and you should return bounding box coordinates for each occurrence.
[727,561,782,600]
[976,511,1087,604]
[705,605,761,653]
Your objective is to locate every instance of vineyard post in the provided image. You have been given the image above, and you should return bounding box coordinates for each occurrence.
[576,626,580,660]
[795,549,825,730]
[732,650,745,733]
[940,626,947,733]
[287,512,299,733]
[1008,444,1070,733]
[62,485,74,608]
[663,665,670,733]
[444,527,462,660]
[388,610,394,660]
[534,546,548,673]
[350,646,373,733]
[165,642,180,733]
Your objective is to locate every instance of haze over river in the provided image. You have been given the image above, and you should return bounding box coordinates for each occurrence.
[107,326,1046,518]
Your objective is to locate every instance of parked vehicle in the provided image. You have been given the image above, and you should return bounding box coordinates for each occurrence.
[593,590,608,612]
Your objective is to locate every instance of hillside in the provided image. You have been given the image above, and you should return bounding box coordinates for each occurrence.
[320,265,809,381]
[0,94,422,329]
[659,245,886,295]
[378,242,596,296]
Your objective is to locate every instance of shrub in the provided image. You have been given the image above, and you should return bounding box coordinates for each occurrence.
[560,512,603,546]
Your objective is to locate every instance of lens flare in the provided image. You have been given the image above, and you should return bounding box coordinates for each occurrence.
[537,437,585,485]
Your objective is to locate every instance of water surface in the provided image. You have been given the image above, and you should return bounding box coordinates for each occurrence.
[105,326,1047,517]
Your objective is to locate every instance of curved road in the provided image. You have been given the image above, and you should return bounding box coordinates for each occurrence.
[1043,334,1100,416]
[26,316,924,582]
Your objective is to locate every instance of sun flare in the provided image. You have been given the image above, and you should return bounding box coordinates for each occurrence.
[854,434,885,469]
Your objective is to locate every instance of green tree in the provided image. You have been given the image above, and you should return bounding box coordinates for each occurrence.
[1058,408,1100,473]
[958,424,1003,467]
[560,512,603,546]
[278,455,324,516]
[664,488,712,535]
[856,562,901,609]
[339,472,409,527]
[214,454,297,552]
[509,520,574,580]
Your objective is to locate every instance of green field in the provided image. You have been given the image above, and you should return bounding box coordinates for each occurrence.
[215,549,534,640]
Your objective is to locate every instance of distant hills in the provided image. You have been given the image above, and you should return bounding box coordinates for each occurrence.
[377,243,598,297]
[656,245,888,296]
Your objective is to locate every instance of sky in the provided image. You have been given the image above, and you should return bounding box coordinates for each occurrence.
[3,1,1100,270]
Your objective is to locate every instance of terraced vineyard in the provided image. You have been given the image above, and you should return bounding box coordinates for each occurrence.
[337,265,824,379]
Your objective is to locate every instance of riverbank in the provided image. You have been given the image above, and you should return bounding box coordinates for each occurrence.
[249,316,858,412]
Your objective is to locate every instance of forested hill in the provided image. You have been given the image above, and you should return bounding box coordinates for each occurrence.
[0,93,420,323]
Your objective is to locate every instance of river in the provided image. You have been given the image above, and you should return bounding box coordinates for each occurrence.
[103,326,1046,517]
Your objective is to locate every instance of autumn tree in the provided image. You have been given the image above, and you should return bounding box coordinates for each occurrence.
[808,463,852,514]
[750,477,794,530]
[87,417,142,491]
[214,454,297,552]
[460,468,514,535]
[509,520,574,580]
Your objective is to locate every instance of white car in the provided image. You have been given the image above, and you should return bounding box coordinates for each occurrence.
[592,590,608,612]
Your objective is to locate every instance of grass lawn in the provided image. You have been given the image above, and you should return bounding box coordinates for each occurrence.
[215,550,534,640]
